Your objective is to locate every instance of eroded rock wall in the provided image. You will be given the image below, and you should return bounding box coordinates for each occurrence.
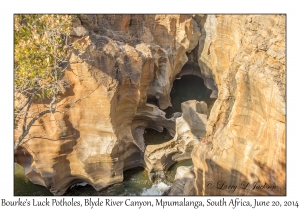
[144,100,207,182]
[191,14,286,195]
[15,14,201,195]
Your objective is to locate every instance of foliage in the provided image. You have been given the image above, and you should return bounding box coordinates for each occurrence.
[14,14,90,151]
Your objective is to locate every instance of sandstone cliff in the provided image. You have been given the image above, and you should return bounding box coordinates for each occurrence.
[14,14,286,196]
[191,14,286,195]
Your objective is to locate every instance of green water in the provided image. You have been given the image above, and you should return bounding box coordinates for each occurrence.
[65,167,152,196]
[14,160,193,196]
[14,163,53,196]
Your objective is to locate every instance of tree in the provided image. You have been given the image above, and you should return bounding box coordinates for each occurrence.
[14,14,90,151]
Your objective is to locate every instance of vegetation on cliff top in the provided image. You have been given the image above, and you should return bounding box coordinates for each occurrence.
[14,14,90,151]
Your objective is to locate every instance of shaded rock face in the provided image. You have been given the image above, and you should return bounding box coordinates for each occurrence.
[14,14,286,196]
[191,14,286,195]
[168,165,195,196]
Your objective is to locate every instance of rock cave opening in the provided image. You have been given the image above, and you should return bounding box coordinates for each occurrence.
[141,62,218,188]
[143,63,217,148]
[165,74,216,118]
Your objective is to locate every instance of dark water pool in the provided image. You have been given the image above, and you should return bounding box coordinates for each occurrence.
[143,128,173,146]
[165,75,215,118]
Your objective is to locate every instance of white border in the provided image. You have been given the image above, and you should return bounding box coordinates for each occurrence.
[1,0,298,209]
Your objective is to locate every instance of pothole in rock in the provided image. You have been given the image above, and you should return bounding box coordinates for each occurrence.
[164,74,216,118]
[143,128,173,146]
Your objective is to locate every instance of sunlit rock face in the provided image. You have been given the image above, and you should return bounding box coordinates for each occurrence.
[191,14,286,195]
[14,14,202,195]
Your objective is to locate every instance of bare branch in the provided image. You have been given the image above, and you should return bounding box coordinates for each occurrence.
[62,85,100,114]
[14,109,51,151]
[21,95,34,133]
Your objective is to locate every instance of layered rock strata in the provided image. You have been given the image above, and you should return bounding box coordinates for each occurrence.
[190,14,286,195]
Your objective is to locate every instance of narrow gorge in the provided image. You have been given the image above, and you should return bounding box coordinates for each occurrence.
[14,14,286,196]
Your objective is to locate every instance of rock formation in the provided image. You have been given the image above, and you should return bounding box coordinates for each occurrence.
[14,14,286,196]
[14,14,202,195]
[144,100,207,182]
[191,14,286,195]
